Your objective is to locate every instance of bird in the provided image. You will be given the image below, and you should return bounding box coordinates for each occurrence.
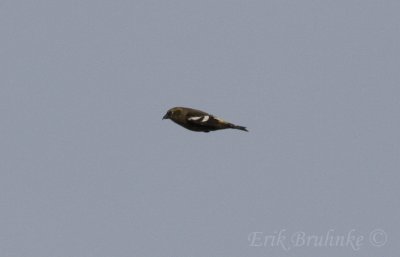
[162,107,248,133]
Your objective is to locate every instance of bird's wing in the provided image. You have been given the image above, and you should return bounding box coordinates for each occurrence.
[187,114,228,128]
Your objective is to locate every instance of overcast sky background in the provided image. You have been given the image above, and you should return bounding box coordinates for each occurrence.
[1,1,399,256]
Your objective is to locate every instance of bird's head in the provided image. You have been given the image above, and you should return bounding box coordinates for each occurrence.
[162,107,182,120]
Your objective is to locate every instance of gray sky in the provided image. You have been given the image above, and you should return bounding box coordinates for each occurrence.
[1,1,399,256]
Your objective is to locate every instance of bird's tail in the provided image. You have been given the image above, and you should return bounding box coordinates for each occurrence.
[230,124,248,132]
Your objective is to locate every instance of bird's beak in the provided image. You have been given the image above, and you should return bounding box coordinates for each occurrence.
[162,113,169,120]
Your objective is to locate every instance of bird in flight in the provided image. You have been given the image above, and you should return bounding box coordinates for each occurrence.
[162,107,248,133]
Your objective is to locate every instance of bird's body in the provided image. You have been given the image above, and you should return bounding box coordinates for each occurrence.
[163,107,248,132]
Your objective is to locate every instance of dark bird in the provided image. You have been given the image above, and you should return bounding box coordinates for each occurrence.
[162,107,248,133]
